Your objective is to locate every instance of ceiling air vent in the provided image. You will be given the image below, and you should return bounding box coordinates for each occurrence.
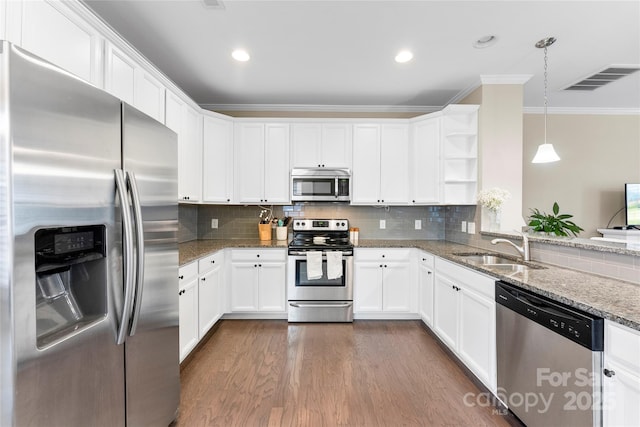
[564,66,640,91]
[202,0,225,9]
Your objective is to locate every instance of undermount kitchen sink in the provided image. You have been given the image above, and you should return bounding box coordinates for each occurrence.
[453,253,545,273]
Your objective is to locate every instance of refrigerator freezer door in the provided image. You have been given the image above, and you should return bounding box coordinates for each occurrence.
[6,43,126,426]
[122,104,180,426]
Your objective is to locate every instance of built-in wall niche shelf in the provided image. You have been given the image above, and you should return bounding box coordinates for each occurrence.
[441,105,479,205]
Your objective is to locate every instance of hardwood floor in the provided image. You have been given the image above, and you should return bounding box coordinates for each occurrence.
[176,320,512,427]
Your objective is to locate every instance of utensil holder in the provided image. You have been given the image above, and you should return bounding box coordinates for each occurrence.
[276,226,287,241]
[258,223,272,241]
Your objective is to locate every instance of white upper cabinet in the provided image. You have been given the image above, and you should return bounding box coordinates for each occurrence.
[235,123,290,204]
[166,92,202,202]
[203,115,234,204]
[291,123,352,169]
[9,0,103,86]
[410,116,441,204]
[352,123,409,205]
[104,42,136,104]
[105,42,165,123]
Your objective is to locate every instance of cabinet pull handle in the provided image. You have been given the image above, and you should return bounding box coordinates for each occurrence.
[604,369,616,377]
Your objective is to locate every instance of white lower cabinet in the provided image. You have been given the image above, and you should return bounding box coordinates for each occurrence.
[178,262,199,362]
[417,252,435,327]
[433,258,496,393]
[178,251,225,362]
[354,249,416,318]
[229,249,287,314]
[198,252,224,337]
[603,320,640,427]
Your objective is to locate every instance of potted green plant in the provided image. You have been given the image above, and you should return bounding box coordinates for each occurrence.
[527,202,584,237]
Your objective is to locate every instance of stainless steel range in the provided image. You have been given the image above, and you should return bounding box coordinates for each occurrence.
[287,219,354,322]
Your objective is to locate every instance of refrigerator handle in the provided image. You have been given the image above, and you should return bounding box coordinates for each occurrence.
[115,169,135,345]
[126,171,145,336]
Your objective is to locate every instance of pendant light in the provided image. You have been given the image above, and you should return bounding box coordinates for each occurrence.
[532,37,561,163]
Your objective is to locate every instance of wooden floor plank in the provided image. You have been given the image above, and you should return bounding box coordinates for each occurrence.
[175,320,512,427]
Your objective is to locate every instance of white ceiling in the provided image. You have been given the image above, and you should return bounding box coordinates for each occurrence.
[83,0,640,113]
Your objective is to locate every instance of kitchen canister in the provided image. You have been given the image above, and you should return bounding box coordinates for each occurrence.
[276,226,288,241]
[258,223,272,241]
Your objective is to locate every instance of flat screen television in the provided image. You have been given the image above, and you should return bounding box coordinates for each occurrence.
[625,183,640,226]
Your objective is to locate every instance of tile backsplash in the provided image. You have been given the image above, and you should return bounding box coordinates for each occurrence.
[179,203,446,242]
[179,203,639,284]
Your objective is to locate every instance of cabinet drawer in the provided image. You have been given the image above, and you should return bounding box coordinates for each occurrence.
[199,251,224,274]
[435,257,494,299]
[606,320,640,373]
[179,262,198,285]
[231,249,286,262]
[417,251,435,268]
[355,248,412,262]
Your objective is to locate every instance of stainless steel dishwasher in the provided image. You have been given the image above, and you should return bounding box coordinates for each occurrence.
[495,281,604,427]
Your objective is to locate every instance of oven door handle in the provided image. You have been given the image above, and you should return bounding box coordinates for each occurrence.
[288,251,353,257]
[289,302,353,308]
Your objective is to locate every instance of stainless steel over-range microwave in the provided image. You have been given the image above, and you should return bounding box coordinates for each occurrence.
[291,168,351,202]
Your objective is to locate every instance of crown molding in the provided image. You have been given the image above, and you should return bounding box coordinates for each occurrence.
[480,74,533,85]
[524,107,640,115]
[200,103,443,113]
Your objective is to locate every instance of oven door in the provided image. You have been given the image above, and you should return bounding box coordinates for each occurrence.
[287,253,353,301]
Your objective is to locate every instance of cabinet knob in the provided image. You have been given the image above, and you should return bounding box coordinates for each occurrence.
[227,198,230,202]
[604,368,616,378]
[318,164,321,167]
[321,164,325,167]
[258,264,262,267]
[211,260,215,264]
[379,264,383,268]
[254,264,258,267]
[178,275,184,280]
[413,200,416,203]
[256,254,260,258]
[382,254,385,258]
[428,271,432,275]
[201,277,206,281]
[384,265,387,268]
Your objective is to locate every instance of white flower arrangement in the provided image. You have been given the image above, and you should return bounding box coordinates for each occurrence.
[477,187,511,213]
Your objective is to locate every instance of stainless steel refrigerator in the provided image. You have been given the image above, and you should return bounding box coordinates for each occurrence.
[0,41,180,426]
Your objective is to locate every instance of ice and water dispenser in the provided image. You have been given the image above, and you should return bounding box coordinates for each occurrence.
[35,225,107,347]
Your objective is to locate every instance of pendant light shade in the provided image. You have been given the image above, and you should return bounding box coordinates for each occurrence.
[532,37,560,164]
[532,143,560,163]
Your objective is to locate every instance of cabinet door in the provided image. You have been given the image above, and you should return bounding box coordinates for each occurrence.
[230,263,259,312]
[198,264,222,337]
[263,124,290,204]
[19,0,102,85]
[133,68,165,123]
[321,124,352,168]
[433,274,458,349]
[354,262,383,312]
[258,263,286,312]
[291,124,322,167]
[352,125,381,204]
[458,287,496,392]
[203,116,233,203]
[179,277,199,362]
[105,43,136,105]
[380,124,409,204]
[418,263,434,326]
[235,123,265,203]
[382,262,413,312]
[412,118,440,204]
[181,106,203,202]
[603,362,640,427]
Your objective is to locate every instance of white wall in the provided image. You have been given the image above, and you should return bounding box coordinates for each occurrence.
[523,113,640,237]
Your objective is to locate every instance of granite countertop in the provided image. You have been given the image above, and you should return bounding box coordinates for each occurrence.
[179,238,640,331]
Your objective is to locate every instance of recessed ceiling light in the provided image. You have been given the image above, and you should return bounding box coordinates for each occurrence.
[473,35,498,49]
[395,50,414,63]
[232,49,250,62]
